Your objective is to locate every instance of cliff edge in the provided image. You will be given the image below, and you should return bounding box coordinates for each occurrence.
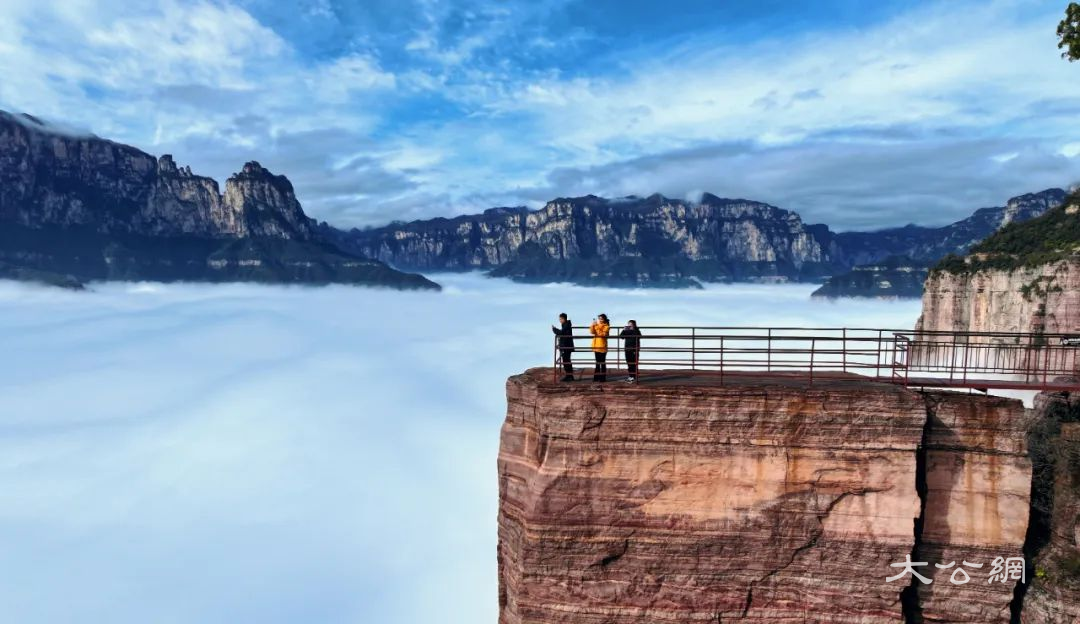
[497,370,1031,623]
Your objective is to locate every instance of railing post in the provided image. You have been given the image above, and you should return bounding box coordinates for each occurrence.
[948,334,958,383]
[877,329,883,380]
[692,328,696,371]
[1043,342,1052,389]
[906,338,911,386]
[767,328,772,373]
[809,338,816,385]
[617,331,622,374]
[842,328,847,373]
[1025,333,1033,383]
[719,336,724,385]
[553,333,559,383]
[961,334,970,385]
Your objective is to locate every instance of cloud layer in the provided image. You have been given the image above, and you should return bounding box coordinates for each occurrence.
[1,0,1079,229]
[0,276,930,622]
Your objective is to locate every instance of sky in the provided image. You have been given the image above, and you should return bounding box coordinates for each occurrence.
[0,275,926,623]
[2,0,1080,230]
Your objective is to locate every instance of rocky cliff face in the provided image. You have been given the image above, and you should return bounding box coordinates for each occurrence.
[0,110,436,289]
[334,194,842,287]
[498,370,1032,623]
[918,260,1080,335]
[912,392,1033,621]
[1022,390,1080,623]
[220,161,315,239]
[918,192,1080,333]
[332,189,1063,289]
[0,112,314,240]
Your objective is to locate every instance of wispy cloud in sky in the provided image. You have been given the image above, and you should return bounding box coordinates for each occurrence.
[1,0,1078,229]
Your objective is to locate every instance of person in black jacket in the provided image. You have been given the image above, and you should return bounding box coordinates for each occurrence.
[620,319,642,383]
[552,313,575,381]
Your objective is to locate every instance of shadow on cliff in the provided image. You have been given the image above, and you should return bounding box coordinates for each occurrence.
[900,393,962,624]
[1011,386,1080,623]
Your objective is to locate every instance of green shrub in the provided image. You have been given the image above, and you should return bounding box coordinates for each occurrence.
[933,191,1080,274]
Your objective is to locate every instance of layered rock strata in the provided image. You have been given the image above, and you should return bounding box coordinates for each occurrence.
[912,393,1032,622]
[0,113,313,240]
[338,194,839,288]
[918,260,1080,336]
[331,189,1062,289]
[1022,389,1080,623]
[497,370,1032,623]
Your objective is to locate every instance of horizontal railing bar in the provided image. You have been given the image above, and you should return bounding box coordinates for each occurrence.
[567,325,1080,337]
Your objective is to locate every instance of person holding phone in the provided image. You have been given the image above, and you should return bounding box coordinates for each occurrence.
[551,312,575,381]
[620,319,642,383]
[590,313,610,382]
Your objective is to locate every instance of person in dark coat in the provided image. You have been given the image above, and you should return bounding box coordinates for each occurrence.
[551,313,575,381]
[620,319,642,383]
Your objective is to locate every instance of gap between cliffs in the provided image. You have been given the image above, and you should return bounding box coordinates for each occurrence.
[899,393,935,624]
[900,391,1059,623]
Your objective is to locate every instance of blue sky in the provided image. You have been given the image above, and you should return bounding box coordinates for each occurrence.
[2,0,1080,229]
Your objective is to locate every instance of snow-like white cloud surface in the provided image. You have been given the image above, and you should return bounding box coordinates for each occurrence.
[0,275,926,622]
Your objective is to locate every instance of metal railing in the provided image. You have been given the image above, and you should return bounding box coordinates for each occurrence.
[552,326,1080,391]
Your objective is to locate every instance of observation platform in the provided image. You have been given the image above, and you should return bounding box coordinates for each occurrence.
[550,326,1080,392]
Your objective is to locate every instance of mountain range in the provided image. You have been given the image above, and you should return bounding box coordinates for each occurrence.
[810,188,1067,297]
[0,108,1067,295]
[0,111,438,290]
[329,188,1066,293]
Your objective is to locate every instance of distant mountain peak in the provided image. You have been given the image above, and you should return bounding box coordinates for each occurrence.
[0,109,439,290]
[239,160,270,176]
[0,109,96,139]
[1000,188,1067,227]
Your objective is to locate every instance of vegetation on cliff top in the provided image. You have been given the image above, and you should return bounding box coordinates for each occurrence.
[931,191,1080,275]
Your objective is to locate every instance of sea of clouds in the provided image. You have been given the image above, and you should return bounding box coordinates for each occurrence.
[0,274,927,623]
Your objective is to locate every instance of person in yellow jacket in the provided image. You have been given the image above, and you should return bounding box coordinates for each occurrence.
[590,313,610,382]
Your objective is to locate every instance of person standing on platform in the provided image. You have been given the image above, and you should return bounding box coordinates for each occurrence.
[590,314,610,382]
[552,313,575,381]
[620,319,642,383]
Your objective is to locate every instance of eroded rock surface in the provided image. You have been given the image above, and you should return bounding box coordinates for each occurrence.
[918,260,1080,336]
[1023,390,1080,624]
[497,370,1032,623]
[913,392,1032,622]
[0,110,438,289]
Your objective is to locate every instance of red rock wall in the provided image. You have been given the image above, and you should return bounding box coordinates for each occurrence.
[497,370,1033,623]
[914,392,1032,622]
